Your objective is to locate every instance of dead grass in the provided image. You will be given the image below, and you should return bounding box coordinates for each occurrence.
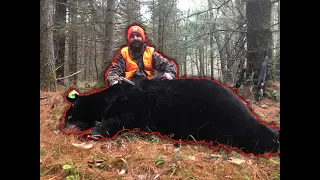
[40,82,280,180]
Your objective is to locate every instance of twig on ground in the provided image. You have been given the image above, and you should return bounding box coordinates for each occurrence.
[40,96,50,100]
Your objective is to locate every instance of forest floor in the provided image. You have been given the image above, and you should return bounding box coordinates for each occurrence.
[40,81,280,180]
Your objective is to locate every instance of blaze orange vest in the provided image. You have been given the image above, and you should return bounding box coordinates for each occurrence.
[121,46,155,80]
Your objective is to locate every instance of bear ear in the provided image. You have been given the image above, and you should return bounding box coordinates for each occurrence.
[66,89,79,104]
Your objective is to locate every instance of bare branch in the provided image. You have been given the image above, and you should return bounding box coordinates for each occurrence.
[175,0,231,23]
[180,29,245,48]
[266,22,280,30]
[40,96,50,100]
[55,64,63,72]
[56,71,81,81]
[114,0,169,25]
[236,5,254,30]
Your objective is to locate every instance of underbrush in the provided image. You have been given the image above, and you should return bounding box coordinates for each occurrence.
[40,83,280,180]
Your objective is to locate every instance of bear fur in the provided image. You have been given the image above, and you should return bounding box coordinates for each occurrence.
[62,78,280,156]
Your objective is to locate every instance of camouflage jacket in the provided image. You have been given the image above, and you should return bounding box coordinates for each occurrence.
[106,43,177,86]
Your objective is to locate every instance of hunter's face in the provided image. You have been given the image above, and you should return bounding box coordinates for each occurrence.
[129,32,143,47]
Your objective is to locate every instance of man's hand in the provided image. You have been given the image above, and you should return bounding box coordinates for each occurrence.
[108,75,123,87]
[111,81,119,86]
[162,72,173,80]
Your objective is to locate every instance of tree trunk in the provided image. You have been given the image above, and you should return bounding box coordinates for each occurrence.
[195,49,200,77]
[68,0,78,87]
[190,54,194,76]
[208,0,215,79]
[183,36,187,76]
[53,0,66,85]
[209,34,214,79]
[224,30,232,83]
[157,0,163,52]
[98,0,116,88]
[233,0,246,86]
[94,37,98,81]
[203,45,206,77]
[152,0,156,44]
[88,37,93,82]
[275,1,280,79]
[83,36,89,82]
[40,0,56,92]
[79,36,85,82]
[198,46,204,78]
[205,45,208,77]
[246,0,272,85]
[213,25,226,82]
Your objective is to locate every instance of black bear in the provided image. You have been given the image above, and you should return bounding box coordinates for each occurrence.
[61,78,280,157]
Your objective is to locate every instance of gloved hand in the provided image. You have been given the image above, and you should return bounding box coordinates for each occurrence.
[111,80,119,86]
[162,72,173,80]
[109,76,123,87]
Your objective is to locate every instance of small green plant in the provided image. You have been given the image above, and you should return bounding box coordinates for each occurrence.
[236,84,246,97]
[148,134,161,144]
[273,170,280,180]
[155,159,165,167]
[62,164,81,180]
[243,172,250,180]
[65,175,77,180]
[155,153,165,167]
[222,155,229,161]
[40,148,46,157]
[173,145,181,161]
[272,90,280,102]
[231,151,242,158]
[62,164,73,174]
